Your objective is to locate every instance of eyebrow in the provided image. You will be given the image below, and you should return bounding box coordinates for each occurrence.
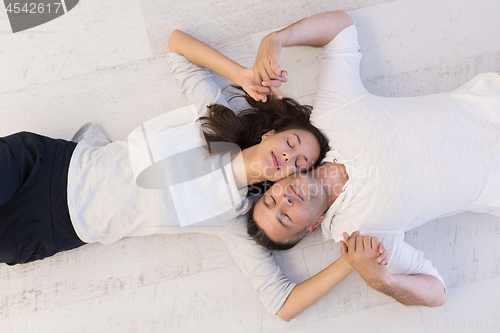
[294,134,301,145]
[262,195,292,229]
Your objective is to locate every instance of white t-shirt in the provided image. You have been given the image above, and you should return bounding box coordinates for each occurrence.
[313,25,500,287]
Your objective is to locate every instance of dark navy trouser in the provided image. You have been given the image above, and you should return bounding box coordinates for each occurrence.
[0,132,85,265]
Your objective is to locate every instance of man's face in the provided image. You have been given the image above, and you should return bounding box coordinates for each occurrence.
[252,173,329,243]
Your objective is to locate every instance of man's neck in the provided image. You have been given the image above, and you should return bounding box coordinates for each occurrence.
[313,162,349,207]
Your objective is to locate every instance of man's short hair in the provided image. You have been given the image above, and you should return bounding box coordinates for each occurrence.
[246,205,308,251]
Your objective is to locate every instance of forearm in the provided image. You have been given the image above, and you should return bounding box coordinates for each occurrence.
[272,11,353,48]
[374,273,446,307]
[168,30,245,86]
[277,257,353,322]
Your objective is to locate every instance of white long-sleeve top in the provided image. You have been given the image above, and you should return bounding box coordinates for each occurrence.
[66,54,297,315]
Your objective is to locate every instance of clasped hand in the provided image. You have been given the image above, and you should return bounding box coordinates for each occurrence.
[340,231,390,289]
[244,32,288,102]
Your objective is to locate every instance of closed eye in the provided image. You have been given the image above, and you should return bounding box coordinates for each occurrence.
[263,194,276,208]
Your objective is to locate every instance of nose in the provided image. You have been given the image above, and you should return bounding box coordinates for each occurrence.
[282,152,289,163]
[282,151,298,164]
[277,192,293,208]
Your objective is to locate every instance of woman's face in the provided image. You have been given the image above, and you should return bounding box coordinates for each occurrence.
[253,129,321,182]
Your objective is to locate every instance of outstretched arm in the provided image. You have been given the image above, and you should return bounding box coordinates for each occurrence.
[253,11,353,98]
[340,231,446,307]
[168,30,285,102]
[277,241,387,322]
[221,221,387,322]
[277,257,352,322]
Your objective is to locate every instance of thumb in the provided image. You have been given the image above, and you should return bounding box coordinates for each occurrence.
[343,232,350,243]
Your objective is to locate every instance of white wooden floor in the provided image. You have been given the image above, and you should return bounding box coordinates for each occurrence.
[1,0,500,332]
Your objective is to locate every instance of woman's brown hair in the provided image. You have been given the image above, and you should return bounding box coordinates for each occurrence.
[200,87,329,169]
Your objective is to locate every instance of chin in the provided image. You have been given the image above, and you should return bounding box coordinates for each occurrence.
[267,175,280,182]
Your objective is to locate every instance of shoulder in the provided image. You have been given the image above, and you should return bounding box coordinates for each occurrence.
[321,24,360,55]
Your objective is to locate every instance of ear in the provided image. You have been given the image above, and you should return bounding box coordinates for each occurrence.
[261,129,276,141]
[307,215,324,233]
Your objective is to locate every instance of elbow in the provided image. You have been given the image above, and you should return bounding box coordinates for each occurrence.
[429,281,447,307]
[276,308,295,323]
[422,284,446,307]
[430,288,447,307]
[428,297,446,307]
[277,312,293,323]
[168,29,183,54]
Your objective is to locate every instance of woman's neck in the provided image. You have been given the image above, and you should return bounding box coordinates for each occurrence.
[231,145,265,188]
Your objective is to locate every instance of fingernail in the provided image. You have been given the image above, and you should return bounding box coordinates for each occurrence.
[262,82,267,86]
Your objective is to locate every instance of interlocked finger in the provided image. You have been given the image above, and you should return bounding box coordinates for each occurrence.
[347,230,360,251]
[363,236,372,250]
[355,235,364,251]
[252,85,271,94]
[264,61,279,80]
[258,63,271,82]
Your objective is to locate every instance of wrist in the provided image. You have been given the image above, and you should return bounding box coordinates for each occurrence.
[233,66,248,87]
[338,256,355,274]
[274,27,293,47]
[267,31,286,48]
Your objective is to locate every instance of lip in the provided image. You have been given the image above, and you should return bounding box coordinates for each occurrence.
[289,184,304,201]
[271,151,281,170]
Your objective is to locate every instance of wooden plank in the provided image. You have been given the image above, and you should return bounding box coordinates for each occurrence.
[0,0,152,94]
[8,266,265,333]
